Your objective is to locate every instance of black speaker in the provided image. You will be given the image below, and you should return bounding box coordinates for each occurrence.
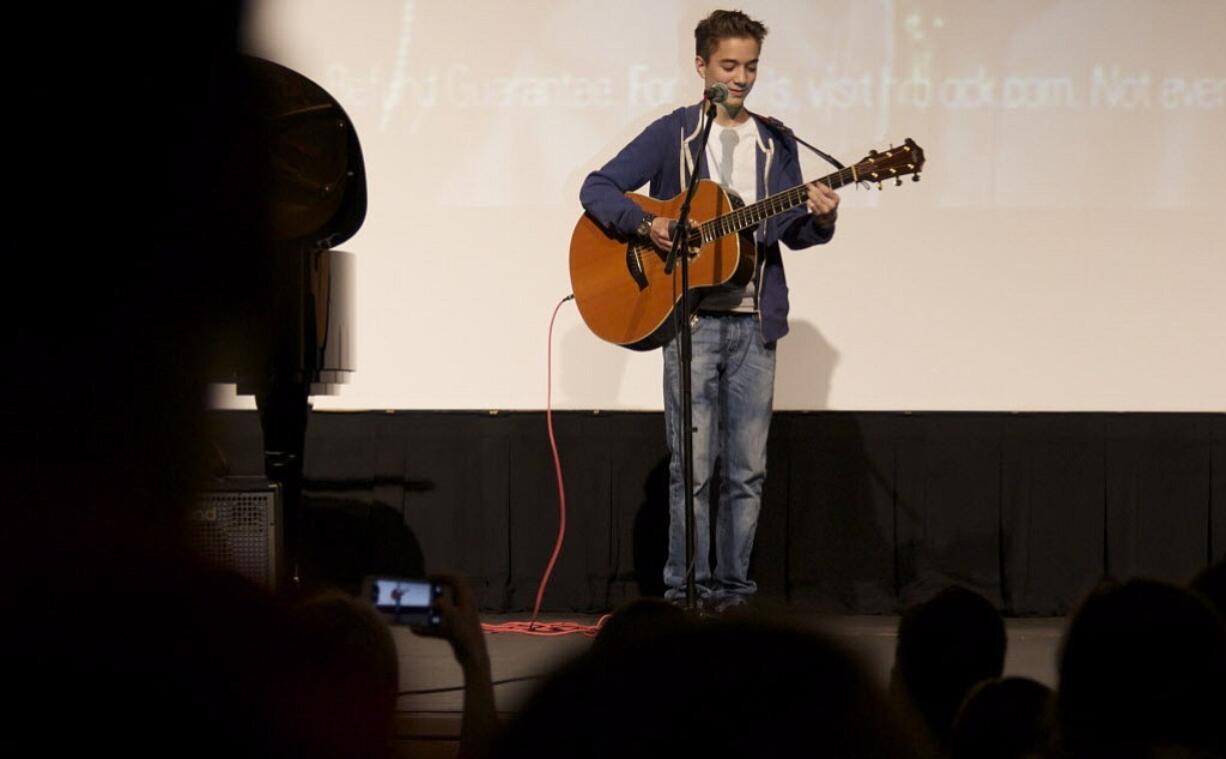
[188,476,283,589]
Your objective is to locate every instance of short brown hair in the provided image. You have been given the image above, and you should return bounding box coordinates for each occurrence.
[694,9,768,61]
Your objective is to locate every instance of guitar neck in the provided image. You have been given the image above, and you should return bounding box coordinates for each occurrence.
[699,166,857,243]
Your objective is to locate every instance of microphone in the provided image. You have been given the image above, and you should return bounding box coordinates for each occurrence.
[703,83,729,104]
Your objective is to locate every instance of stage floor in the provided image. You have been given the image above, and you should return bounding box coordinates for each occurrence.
[391,614,1064,756]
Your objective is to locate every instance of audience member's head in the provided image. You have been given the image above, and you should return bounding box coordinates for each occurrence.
[4,3,299,755]
[7,0,273,577]
[1056,578,1226,758]
[8,553,298,756]
[891,585,1007,747]
[284,591,401,759]
[496,615,937,758]
[590,597,693,656]
[949,676,1054,759]
[1190,559,1226,619]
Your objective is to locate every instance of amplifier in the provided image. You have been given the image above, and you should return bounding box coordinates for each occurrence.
[188,476,283,589]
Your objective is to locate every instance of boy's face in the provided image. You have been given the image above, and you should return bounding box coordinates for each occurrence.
[696,36,760,109]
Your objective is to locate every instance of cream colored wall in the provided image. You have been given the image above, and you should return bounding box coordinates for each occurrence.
[210,0,1225,411]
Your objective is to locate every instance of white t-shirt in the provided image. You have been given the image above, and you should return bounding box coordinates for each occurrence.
[699,117,761,313]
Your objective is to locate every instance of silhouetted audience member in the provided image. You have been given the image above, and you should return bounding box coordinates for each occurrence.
[6,552,297,756]
[1055,578,1226,759]
[590,597,693,656]
[283,575,498,759]
[6,2,305,755]
[495,615,937,758]
[949,676,1054,759]
[412,575,499,759]
[286,591,401,759]
[891,585,1007,748]
[1190,558,1226,619]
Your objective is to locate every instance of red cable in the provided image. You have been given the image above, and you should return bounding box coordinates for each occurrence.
[532,295,571,624]
[481,295,604,638]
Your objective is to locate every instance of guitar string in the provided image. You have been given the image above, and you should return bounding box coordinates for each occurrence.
[700,171,841,243]
[699,152,915,243]
[628,147,921,255]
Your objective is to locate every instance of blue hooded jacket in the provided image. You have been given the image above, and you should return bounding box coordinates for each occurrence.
[579,103,834,342]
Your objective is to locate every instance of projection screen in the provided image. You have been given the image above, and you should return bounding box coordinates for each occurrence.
[211,0,1225,411]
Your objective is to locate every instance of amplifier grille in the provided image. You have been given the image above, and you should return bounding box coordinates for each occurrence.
[189,480,281,588]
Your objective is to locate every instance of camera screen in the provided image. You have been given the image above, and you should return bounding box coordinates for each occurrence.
[373,579,432,609]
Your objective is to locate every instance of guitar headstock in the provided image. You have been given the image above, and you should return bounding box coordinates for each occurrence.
[854,138,925,187]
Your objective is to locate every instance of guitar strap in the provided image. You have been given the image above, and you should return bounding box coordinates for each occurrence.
[681,102,718,188]
[746,110,847,171]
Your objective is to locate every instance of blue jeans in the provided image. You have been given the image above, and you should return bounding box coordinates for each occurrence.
[662,313,775,604]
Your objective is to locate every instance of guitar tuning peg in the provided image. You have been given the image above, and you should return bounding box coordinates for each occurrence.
[869,149,878,157]
[912,173,921,182]
[876,182,883,191]
[895,177,902,187]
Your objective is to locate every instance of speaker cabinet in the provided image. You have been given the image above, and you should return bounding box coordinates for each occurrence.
[188,476,282,589]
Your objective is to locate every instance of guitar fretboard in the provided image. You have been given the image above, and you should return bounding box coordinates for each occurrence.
[697,165,859,244]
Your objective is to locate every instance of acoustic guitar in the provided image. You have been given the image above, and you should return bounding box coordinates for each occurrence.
[569,138,925,350]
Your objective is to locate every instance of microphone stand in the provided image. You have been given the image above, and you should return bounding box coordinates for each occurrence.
[663,97,718,611]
